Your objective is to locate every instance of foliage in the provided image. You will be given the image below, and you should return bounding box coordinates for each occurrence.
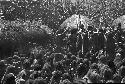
[1,0,125,29]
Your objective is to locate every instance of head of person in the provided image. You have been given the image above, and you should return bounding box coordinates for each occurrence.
[3,73,16,84]
[88,26,93,32]
[103,68,113,82]
[90,63,99,72]
[87,70,101,83]
[71,29,78,35]
[117,23,121,30]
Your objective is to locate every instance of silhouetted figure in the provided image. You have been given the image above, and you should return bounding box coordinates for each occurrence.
[68,29,78,55]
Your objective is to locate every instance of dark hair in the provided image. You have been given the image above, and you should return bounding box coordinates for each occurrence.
[88,26,93,31]
[118,23,121,28]
[103,68,113,81]
[62,73,71,81]
[90,63,98,70]
[53,71,62,81]
[77,63,87,77]
[23,59,31,69]
[33,64,42,71]
[71,29,78,34]
[67,52,72,59]
[79,24,84,31]
[108,61,116,74]
[4,73,16,84]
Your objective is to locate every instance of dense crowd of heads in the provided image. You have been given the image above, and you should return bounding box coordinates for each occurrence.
[0,19,125,84]
[0,23,125,84]
[0,0,125,83]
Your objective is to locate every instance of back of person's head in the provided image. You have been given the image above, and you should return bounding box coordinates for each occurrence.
[79,24,84,29]
[88,70,101,83]
[103,68,113,81]
[55,62,64,71]
[71,60,77,68]
[54,53,64,63]
[90,63,98,70]
[3,73,16,84]
[67,52,72,59]
[71,55,77,61]
[64,59,71,67]
[88,26,93,31]
[62,73,71,81]
[77,63,88,77]
[83,58,90,68]
[90,63,99,73]
[33,64,42,71]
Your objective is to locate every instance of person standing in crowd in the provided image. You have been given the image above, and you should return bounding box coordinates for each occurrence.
[68,28,78,55]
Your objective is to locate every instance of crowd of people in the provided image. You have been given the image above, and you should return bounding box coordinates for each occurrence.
[1,0,125,84]
[0,22,125,84]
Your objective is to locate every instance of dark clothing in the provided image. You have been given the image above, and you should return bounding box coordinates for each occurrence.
[68,34,78,55]
[98,32,105,50]
[92,32,105,52]
[92,33,99,52]
[106,32,116,61]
